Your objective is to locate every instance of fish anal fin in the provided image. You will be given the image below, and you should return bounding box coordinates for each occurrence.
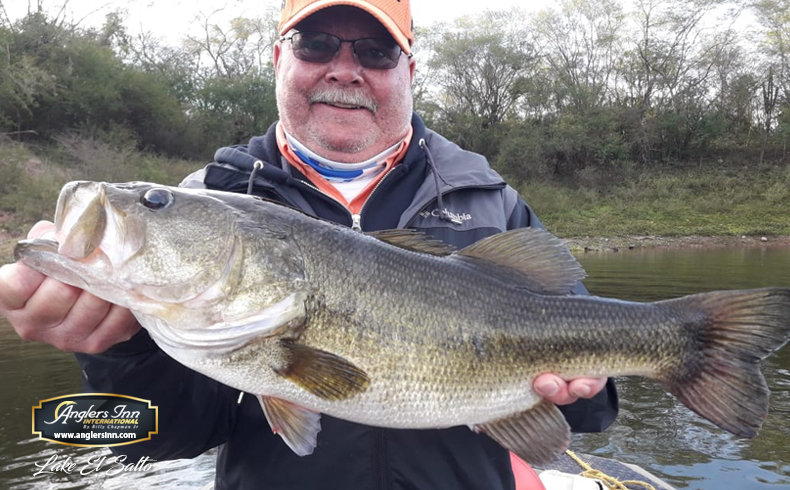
[258,396,321,456]
[472,399,570,466]
[368,229,455,256]
[456,227,585,295]
[277,340,370,401]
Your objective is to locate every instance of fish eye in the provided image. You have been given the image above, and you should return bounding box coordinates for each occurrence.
[141,188,174,210]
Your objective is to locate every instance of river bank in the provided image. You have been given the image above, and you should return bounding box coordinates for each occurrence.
[563,234,790,253]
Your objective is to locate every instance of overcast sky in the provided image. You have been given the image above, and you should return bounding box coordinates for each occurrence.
[5,0,553,44]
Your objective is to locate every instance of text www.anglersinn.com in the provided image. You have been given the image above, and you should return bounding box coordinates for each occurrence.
[53,432,137,440]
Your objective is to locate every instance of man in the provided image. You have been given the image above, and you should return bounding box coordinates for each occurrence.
[0,1,617,488]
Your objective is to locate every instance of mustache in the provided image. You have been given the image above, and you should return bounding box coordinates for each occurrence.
[308,89,378,113]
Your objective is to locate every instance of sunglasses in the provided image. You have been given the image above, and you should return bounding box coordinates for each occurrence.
[281,31,410,70]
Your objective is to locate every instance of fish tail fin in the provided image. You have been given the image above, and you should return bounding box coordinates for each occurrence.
[660,287,790,437]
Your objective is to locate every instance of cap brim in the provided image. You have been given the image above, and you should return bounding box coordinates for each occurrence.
[279,0,412,55]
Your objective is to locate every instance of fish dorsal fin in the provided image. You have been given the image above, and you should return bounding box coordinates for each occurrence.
[368,229,455,256]
[455,227,585,295]
[471,399,571,466]
[258,396,321,456]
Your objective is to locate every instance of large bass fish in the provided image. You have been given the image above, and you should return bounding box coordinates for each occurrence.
[14,181,790,465]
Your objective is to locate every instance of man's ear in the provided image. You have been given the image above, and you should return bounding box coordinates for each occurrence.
[273,42,282,76]
[408,56,416,84]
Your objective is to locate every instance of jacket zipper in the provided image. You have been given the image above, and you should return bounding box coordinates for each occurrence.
[285,176,357,226]
[351,161,410,232]
[283,162,401,232]
[299,163,404,232]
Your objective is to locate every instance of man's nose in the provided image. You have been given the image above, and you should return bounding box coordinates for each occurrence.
[324,44,364,85]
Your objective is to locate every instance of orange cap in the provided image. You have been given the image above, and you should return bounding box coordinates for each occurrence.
[279,0,414,55]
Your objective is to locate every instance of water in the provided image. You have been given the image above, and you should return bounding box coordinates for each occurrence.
[1,246,789,489]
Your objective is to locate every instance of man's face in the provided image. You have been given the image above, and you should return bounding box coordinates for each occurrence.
[274,6,415,163]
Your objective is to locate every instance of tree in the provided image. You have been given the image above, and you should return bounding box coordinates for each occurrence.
[618,0,734,162]
[0,24,56,135]
[533,0,625,114]
[423,10,540,156]
[176,9,279,153]
[521,0,629,172]
[182,11,278,81]
[752,0,790,161]
[759,65,781,162]
[0,9,187,153]
[752,0,790,101]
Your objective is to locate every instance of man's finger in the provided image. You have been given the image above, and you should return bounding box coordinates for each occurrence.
[28,220,56,239]
[569,377,608,399]
[533,374,608,405]
[78,305,139,354]
[0,263,47,311]
[533,373,561,398]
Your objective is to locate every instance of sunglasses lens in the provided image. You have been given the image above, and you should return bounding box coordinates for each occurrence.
[288,32,403,69]
[354,38,401,69]
[291,32,339,63]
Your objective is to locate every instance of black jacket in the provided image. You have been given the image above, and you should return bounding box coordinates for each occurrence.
[76,114,617,489]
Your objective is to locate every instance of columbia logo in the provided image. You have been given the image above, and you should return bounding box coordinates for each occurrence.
[419,208,472,223]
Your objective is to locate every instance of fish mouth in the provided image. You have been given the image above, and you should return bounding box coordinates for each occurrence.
[53,181,108,259]
[52,181,144,265]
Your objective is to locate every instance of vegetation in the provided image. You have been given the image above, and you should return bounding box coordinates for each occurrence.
[520,163,790,237]
[3,136,788,259]
[418,0,790,176]
[1,0,789,259]
[0,136,198,260]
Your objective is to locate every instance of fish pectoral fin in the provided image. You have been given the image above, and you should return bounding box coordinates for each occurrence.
[258,396,321,456]
[276,340,371,401]
[471,399,571,466]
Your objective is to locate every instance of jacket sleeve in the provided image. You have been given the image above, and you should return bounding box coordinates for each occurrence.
[74,329,241,460]
[506,193,619,432]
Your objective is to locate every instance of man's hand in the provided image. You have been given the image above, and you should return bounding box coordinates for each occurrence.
[0,221,139,354]
[533,374,608,405]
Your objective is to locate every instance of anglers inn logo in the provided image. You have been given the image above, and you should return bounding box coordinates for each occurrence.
[33,394,158,447]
